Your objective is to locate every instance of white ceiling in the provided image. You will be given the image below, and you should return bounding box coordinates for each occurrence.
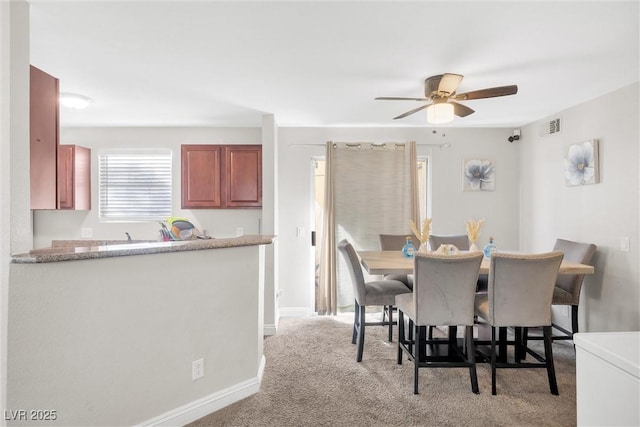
[28,1,639,128]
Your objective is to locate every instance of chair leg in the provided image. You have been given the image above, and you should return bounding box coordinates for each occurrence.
[408,319,414,355]
[491,326,497,395]
[543,325,559,395]
[419,326,428,361]
[388,305,394,342]
[427,325,434,340]
[466,325,479,394]
[515,327,523,363]
[571,305,579,335]
[397,310,405,364]
[414,323,420,394]
[522,327,529,359]
[498,327,508,363]
[352,301,359,344]
[356,305,366,362]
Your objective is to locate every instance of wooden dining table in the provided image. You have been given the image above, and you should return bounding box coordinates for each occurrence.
[358,250,595,276]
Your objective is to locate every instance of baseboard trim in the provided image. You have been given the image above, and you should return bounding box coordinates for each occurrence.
[138,355,266,427]
[264,323,277,336]
[279,307,312,318]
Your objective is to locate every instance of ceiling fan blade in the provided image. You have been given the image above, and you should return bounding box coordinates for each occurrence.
[451,101,475,117]
[424,75,443,97]
[393,104,429,120]
[438,73,464,95]
[454,85,518,100]
[375,96,429,101]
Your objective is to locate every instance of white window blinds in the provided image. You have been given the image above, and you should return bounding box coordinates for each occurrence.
[99,151,172,221]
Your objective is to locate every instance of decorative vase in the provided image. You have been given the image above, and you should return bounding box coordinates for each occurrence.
[418,241,429,253]
[469,242,480,252]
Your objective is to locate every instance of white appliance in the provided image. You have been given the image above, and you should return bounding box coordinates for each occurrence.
[574,331,640,426]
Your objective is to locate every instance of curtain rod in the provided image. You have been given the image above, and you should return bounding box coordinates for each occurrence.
[334,143,406,150]
[288,142,451,148]
[287,142,407,149]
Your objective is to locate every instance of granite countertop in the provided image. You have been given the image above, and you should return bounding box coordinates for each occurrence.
[12,235,276,264]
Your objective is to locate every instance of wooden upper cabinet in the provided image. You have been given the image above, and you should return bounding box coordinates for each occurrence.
[225,145,262,208]
[30,65,59,209]
[57,145,91,210]
[181,145,223,208]
[181,144,262,209]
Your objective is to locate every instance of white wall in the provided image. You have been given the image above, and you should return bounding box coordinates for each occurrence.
[277,127,519,315]
[1,1,31,422]
[520,83,640,332]
[7,0,31,255]
[261,114,279,334]
[8,244,265,426]
[33,127,263,248]
[1,2,10,423]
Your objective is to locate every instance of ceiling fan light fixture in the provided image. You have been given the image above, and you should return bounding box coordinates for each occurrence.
[377,73,517,122]
[59,92,93,109]
[426,102,454,124]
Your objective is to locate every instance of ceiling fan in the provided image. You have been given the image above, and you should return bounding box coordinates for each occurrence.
[375,73,518,124]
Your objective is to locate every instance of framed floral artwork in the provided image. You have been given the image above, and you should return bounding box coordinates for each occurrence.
[564,140,599,186]
[463,159,495,191]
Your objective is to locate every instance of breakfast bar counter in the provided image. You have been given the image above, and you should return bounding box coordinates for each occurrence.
[12,234,275,263]
[8,235,274,426]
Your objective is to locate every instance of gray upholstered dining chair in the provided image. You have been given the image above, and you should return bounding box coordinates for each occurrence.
[525,238,597,344]
[428,233,487,291]
[428,234,470,251]
[426,234,475,339]
[550,238,597,338]
[378,233,419,289]
[474,251,564,395]
[396,252,483,394]
[379,233,420,251]
[338,239,412,362]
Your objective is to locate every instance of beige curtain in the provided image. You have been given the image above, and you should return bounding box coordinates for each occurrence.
[317,141,419,314]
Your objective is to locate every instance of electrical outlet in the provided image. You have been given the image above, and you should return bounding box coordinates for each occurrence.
[192,358,204,381]
[81,227,93,238]
[237,227,243,236]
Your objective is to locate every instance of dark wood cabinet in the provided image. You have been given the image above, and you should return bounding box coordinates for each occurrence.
[225,145,262,208]
[30,65,59,209]
[30,66,91,211]
[57,145,91,210]
[181,144,262,209]
[181,145,223,208]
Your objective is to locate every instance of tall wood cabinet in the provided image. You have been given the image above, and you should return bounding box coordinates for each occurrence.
[30,65,91,210]
[57,145,91,210]
[181,144,262,209]
[30,65,59,209]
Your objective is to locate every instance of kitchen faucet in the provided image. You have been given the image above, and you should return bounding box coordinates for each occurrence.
[125,232,132,243]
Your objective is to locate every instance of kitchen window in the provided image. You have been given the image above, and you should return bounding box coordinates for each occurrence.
[98,150,172,222]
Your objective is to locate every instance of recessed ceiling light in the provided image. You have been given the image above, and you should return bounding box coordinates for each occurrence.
[59,93,93,109]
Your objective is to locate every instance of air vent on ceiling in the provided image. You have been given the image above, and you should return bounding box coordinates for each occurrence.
[540,117,561,137]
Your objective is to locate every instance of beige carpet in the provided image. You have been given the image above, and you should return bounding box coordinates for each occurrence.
[189,315,577,427]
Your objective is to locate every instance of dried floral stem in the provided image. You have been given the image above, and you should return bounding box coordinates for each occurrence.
[409,218,432,244]
[465,218,485,243]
